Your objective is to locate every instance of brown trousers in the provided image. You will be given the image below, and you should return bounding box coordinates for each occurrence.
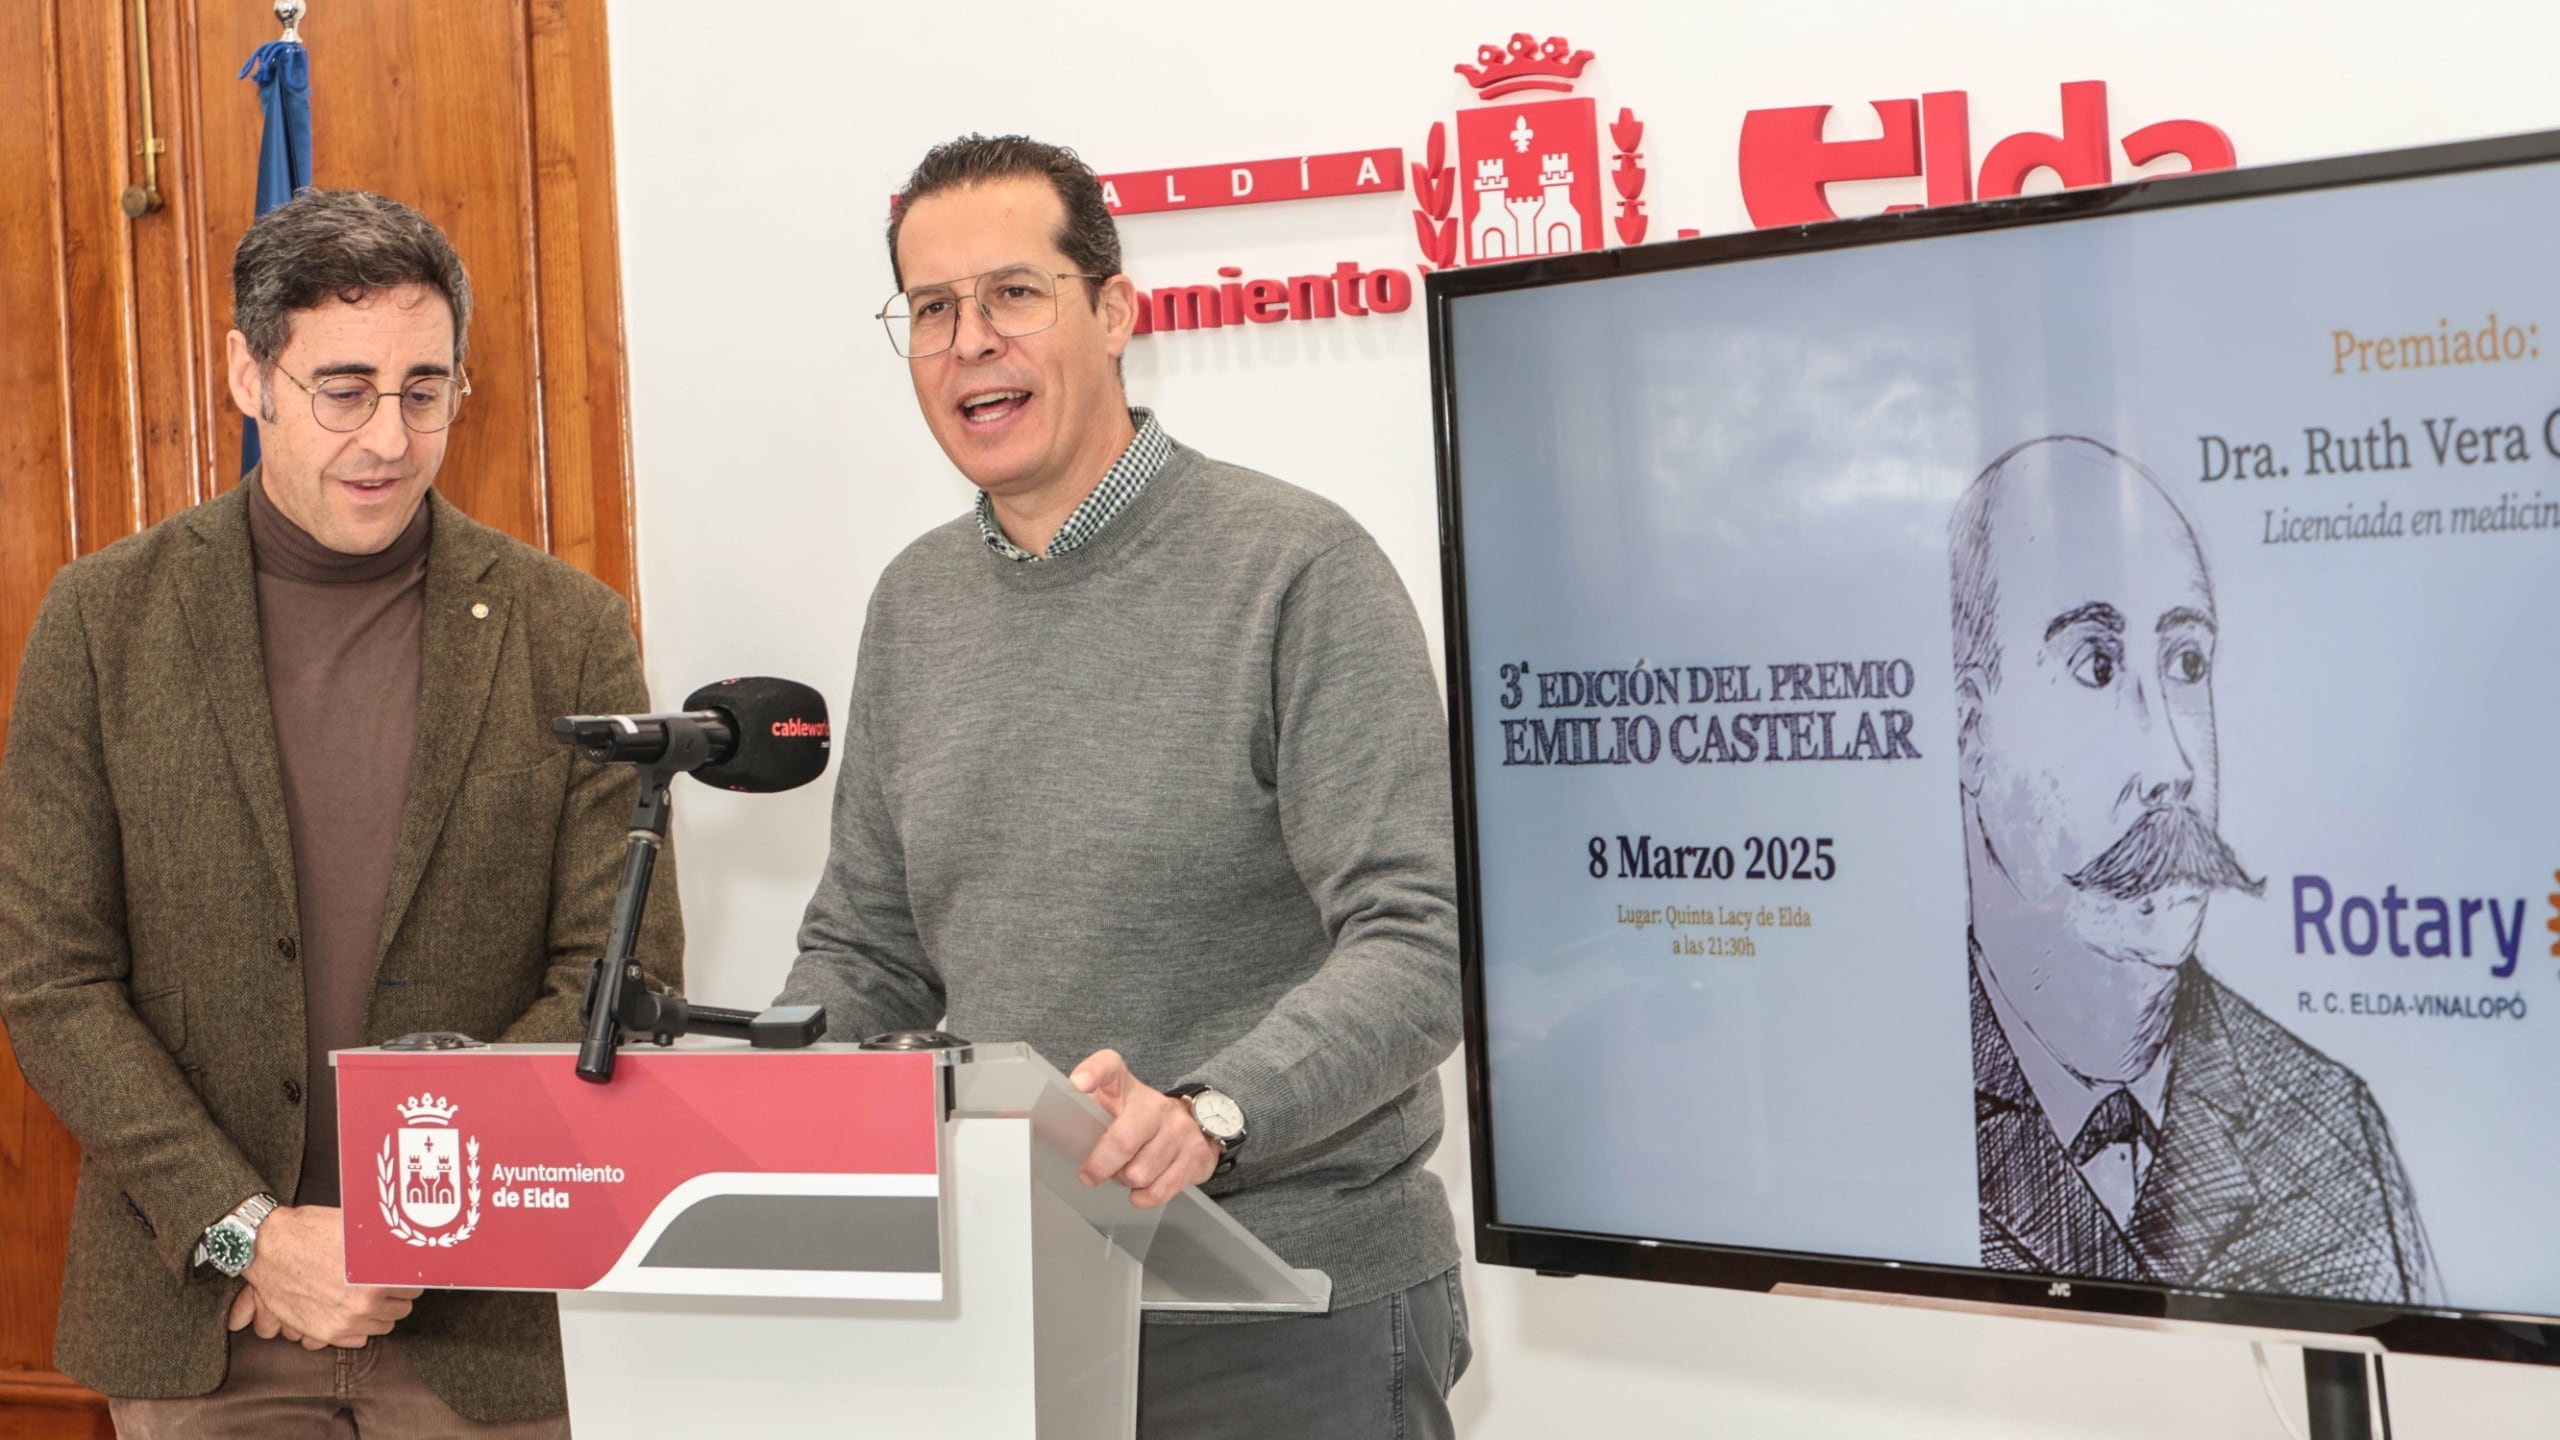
[109,1331,568,1439]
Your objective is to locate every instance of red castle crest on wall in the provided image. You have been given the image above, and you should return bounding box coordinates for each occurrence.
[1088,32,2241,334]
[1414,34,1648,269]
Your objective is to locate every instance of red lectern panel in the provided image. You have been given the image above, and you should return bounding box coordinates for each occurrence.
[337,1048,942,1299]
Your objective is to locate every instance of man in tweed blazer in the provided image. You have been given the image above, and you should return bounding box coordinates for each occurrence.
[0,191,679,1434]
[1950,437,2434,1305]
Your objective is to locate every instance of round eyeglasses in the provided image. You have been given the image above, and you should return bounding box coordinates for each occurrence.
[876,266,1106,360]
[273,365,471,434]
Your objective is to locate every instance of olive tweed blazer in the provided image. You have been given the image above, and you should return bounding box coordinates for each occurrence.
[0,483,682,1423]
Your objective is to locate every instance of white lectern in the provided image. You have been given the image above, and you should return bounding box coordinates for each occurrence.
[336,1041,1327,1438]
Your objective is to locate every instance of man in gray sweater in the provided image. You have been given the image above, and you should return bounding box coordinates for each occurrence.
[776,135,1468,1436]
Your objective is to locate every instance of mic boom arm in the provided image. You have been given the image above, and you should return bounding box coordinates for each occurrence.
[552,711,737,767]
[567,716,824,1084]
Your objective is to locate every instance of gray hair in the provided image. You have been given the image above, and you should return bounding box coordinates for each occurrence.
[231,189,472,368]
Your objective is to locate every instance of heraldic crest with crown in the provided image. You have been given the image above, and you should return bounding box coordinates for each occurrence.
[1413,34,1649,270]
[378,1092,482,1247]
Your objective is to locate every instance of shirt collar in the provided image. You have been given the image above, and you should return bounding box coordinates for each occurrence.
[975,407,1172,562]
[1973,941,2173,1152]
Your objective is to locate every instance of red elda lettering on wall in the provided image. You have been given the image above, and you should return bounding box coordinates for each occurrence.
[1104,39,2240,340]
[1737,81,2235,228]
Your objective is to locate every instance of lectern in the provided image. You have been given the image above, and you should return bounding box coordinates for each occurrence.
[336,1041,1328,1438]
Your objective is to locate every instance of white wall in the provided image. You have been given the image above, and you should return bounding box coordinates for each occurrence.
[607,1,2560,1432]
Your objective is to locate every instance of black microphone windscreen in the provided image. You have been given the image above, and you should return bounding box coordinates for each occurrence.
[683,677,832,793]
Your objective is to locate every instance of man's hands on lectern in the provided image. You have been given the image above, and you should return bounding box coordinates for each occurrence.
[229,1205,423,1349]
[1071,1049,1221,1210]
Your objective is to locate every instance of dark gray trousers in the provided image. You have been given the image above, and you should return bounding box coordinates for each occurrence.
[1137,1267,1471,1439]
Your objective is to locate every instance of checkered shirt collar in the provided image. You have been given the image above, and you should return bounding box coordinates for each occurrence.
[975,408,1172,562]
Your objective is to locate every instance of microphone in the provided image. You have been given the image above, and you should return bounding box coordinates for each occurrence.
[551,677,831,794]
[556,676,836,1084]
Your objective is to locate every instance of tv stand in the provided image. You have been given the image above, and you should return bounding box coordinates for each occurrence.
[2304,1348,2386,1440]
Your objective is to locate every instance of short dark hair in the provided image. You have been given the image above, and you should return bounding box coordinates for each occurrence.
[886,134,1122,298]
[232,189,473,368]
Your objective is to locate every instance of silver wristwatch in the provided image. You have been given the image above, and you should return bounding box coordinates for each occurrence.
[195,1193,280,1277]
[1166,1084,1246,1176]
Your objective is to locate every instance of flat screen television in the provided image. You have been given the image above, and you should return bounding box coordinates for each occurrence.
[1428,128,2560,1364]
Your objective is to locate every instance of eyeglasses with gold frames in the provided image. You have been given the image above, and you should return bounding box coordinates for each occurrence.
[876,266,1106,360]
[273,364,471,434]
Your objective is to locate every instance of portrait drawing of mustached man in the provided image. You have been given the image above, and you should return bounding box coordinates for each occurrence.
[1947,435,2436,1304]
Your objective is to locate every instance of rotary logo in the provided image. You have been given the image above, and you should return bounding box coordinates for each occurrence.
[1413,34,1650,269]
[378,1092,482,1248]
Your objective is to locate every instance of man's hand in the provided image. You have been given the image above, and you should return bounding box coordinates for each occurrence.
[237,1206,422,1349]
[1070,1049,1220,1210]
[226,1283,322,1350]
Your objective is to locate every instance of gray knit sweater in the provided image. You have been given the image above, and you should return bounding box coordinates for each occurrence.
[779,441,1462,1312]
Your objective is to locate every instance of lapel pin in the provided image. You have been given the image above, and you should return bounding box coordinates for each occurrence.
[470,602,490,620]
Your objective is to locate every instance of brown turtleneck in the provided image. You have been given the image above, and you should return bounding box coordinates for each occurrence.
[246,474,430,1208]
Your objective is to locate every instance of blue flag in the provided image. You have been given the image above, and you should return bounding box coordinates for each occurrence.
[239,38,311,476]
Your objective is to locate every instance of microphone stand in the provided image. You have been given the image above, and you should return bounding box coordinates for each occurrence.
[573,719,823,1083]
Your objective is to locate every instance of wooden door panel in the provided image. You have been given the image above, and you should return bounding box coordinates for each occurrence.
[53,0,149,554]
[0,2,93,1409]
[527,0,638,603]
[0,1372,113,1440]
[131,0,220,530]
[0,0,79,747]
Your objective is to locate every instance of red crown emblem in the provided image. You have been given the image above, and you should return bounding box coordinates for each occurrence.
[1454,34,1594,99]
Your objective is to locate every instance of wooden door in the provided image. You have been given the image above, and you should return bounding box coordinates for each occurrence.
[0,2,635,1430]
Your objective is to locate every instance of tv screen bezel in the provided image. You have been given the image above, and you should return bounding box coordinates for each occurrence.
[1425,125,2560,1367]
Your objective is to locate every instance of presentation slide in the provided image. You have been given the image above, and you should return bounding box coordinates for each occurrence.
[1450,162,2560,1314]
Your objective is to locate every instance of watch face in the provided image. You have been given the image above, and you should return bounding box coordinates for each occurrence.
[1192,1092,1245,1142]
[204,1221,254,1276]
